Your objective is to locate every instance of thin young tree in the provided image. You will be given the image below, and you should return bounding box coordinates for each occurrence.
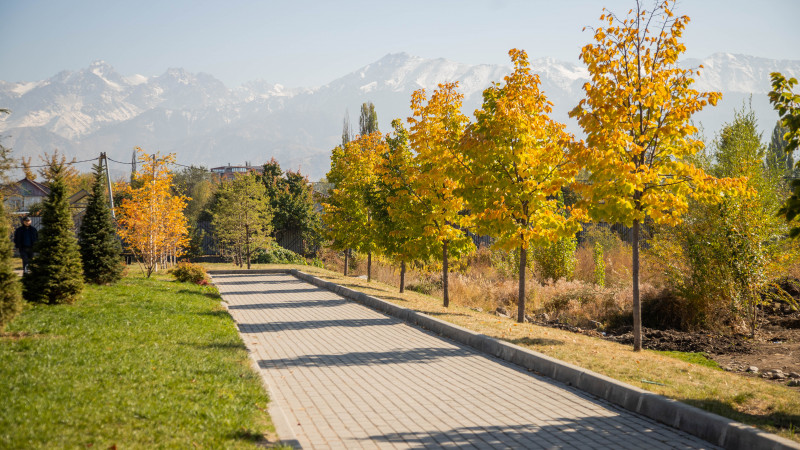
[23,162,84,304]
[407,82,475,307]
[117,148,189,277]
[322,133,384,281]
[212,173,272,269]
[569,0,742,350]
[461,48,582,323]
[79,162,123,284]
[374,119,438,292]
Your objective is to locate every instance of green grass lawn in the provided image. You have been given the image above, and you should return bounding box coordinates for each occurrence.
[0,272,279,449]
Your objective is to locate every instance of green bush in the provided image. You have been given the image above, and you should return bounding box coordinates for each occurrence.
[593,242,606,287]
[582,224,623,253]
[170,262,208,284]
[252,244,306,265]
[532,234,577,283]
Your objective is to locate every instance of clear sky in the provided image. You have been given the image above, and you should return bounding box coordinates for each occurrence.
[1,0,798,88]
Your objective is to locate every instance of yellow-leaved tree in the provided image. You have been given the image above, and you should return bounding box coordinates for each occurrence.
[569,0,743,350]
[375,119,440,292]
[408,83,475,307]
[117,148,189,277]
[322,132,385,281]
[461,48,582,323]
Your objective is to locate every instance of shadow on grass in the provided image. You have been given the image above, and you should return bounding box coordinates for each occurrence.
[228,428,265,442]
[196,310,232,318]
[181,341,248,351]
[682,398,799,433]
[426,311,470,317]
[177,289,221,300]
[509,337,566,347]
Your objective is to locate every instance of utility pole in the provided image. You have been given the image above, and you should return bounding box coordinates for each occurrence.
[100,152,115,219]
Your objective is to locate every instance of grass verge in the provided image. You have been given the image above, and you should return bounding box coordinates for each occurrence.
[202,262,800,443]
[0,271,279,449]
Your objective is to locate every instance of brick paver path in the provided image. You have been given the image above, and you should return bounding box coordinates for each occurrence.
[213,273,717,449]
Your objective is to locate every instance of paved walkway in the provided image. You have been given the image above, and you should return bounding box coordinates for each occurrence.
[212,273,718,449]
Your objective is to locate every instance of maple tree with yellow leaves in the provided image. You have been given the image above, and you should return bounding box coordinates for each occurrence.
[117,148,189,277]
[407,82,475,307]
[461,48,582,323]
[375,119,440,292]
[323,132,385,281]
[569,0,744,350]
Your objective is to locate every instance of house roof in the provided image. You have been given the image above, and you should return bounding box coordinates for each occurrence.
[68,189,90,205]
[9,178,49,197]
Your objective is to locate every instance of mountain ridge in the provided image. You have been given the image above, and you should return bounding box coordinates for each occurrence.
[1,52,798,180]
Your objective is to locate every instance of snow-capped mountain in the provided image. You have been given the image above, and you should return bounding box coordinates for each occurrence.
[1,53,798,180]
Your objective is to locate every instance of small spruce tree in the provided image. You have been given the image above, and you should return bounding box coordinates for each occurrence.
[23,162,84,304]
[0,198,23,331]
[79,163,123,284]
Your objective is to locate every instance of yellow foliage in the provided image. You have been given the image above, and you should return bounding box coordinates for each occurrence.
[569,0,743,226]
[117,148,189,277]
[461,48,581,252]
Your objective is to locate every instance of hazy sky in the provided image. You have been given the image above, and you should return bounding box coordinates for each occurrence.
[1,0,798,88]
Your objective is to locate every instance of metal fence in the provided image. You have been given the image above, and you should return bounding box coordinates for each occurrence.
[194,221,313,256]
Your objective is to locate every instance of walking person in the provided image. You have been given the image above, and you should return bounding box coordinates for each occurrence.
[14,216,38,274]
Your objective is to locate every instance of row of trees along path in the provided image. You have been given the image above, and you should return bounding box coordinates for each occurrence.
[323,0,747,352]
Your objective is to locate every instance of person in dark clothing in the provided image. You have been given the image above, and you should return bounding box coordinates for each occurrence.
[14,216,38,274]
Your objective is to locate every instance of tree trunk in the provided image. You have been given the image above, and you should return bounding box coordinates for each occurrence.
[400,261,406,293]
[368,251,372,282]
[518,245,526,323]
[632,219,642,352]
[443,241,449,308]
[344,249,349,276]
[245,225,251,270]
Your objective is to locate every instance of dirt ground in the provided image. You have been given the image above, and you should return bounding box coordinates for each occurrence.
[534,301,800,385]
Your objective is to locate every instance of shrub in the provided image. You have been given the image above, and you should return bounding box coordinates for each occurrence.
[593,242,606,287]
[540,280,615,329]
[581,224,623,253]
[171,262,208,284]
[532,234,577,283]
[252,244,306,265]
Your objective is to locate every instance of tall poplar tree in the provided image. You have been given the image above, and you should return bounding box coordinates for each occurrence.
[79,162,123,284]
[23,162,84,304]
[569,0,741,350]
[359,102,379,136]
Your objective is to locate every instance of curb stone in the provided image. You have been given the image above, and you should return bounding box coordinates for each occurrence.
[209,269,800,450]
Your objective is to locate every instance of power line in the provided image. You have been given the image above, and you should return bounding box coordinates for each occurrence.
[106,156,209,170]
[7,157,99,170]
